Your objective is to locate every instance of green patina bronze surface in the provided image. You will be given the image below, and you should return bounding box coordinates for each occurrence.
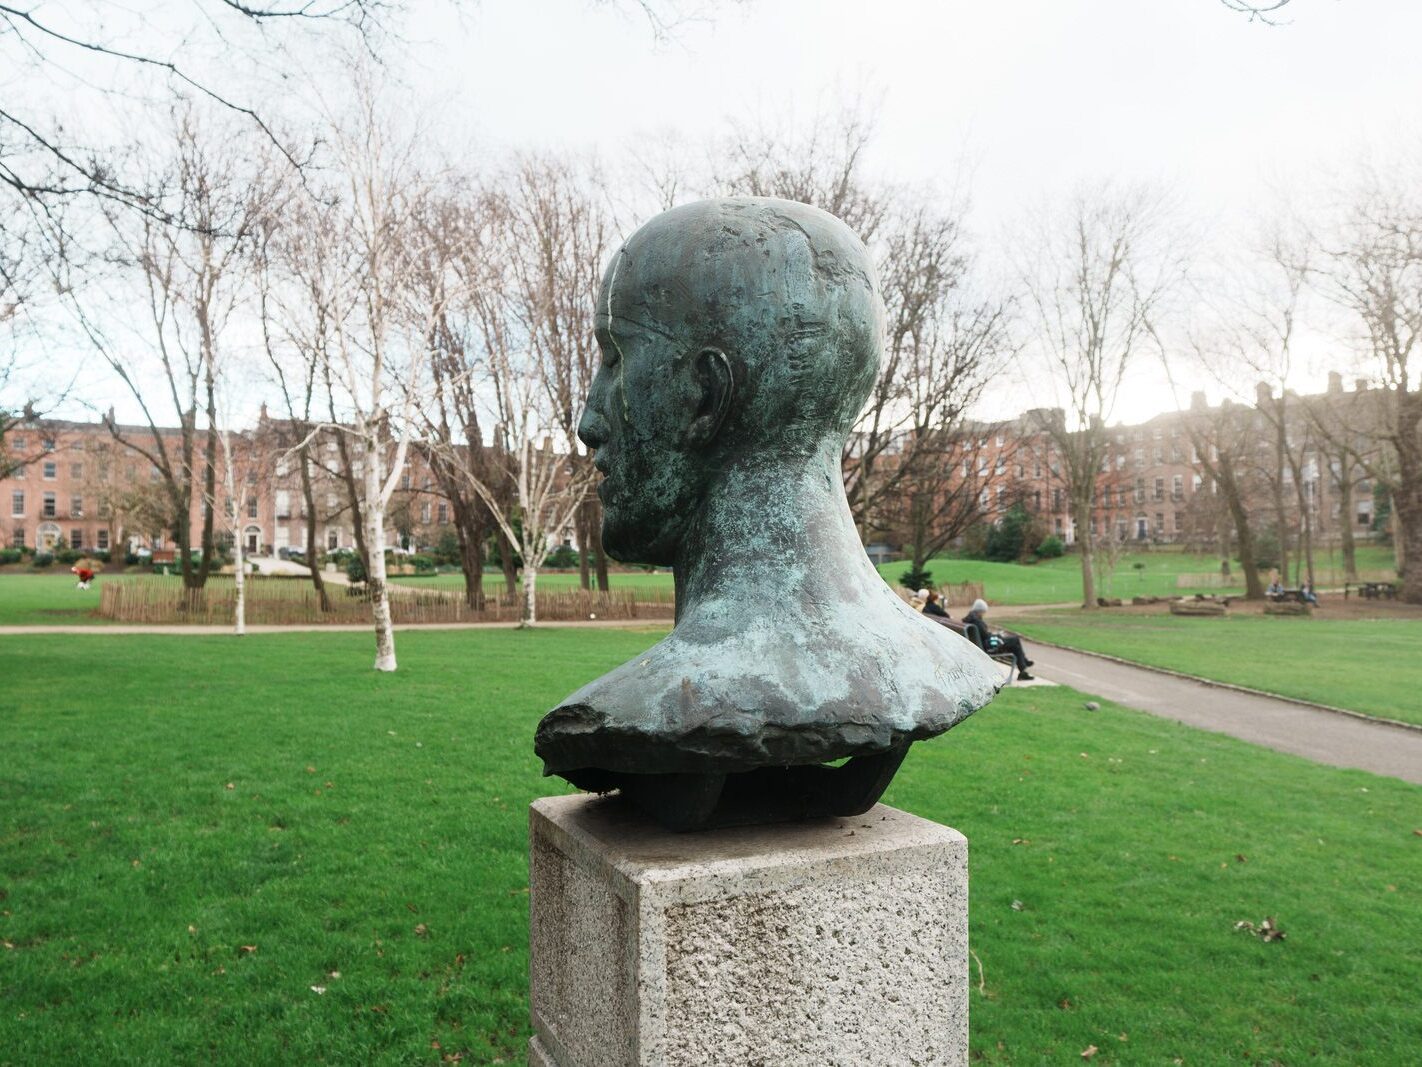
[534,197,1000,825]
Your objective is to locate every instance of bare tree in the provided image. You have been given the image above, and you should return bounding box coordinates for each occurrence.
[313,96,448,669]
[79,110,269,589]
[1314,168,1422,602]
[1018,182,1183,609]
[420,162,602,626]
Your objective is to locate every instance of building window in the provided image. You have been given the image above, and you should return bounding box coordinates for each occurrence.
[97,529,109,550]
[70,462,83,479]
[43,461,57,480]
[1154,512,1165,533]
[41,437,55,452]
[1154,478,1165,501]
[42,492,56,518]
[70,495,83,517]
[10,491,23,516]
[10,435,24,451]
[275,456,290,478]
[327,528,339,550]
[326,492,339,510]
[246,497,258,519]
[420,501,431,524]
[401,472,412,490]
[70,528,83,550]
[276,490,290,519]
[1051,488,1062,511]
[437,502,448,525]
[10,528,23,548]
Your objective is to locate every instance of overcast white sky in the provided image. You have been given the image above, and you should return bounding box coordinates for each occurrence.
[19,0,1422,425]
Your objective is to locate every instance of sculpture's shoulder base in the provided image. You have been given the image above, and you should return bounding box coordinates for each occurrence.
[529,793,969,1066]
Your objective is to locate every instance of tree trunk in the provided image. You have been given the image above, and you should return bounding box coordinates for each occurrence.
[454,507,485,609]
[521,560,538,627]
[1221,463,1265,599]
[232,521,246,636]
[1397,477,1422,604]
[576,501,592,590]
[591,501,610,592]
[1073,490,1097,610]
[364,450,397,672]
[498,529,519,597]
[1337,473,1358,581]
[298,447,330,612]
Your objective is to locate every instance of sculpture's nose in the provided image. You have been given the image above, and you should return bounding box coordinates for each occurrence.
[578,401,609,452]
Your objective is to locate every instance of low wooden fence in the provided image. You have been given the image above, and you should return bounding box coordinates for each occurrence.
[98,576,673,626]
[939,581,985,607]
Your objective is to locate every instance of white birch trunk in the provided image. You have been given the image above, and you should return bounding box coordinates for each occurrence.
[364,438,397,671]
[521,559,538,627]
[232,524,246,636]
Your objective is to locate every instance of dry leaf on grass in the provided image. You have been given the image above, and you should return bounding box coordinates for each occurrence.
[1081,1045,1099,1060]
[1234,916,1286,942]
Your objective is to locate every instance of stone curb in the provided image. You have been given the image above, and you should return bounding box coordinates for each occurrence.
[1030,638,1422,735]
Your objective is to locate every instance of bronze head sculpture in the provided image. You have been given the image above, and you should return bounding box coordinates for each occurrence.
[535,196,1000,830]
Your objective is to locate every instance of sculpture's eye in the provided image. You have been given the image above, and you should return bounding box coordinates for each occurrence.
[595,325,620,369]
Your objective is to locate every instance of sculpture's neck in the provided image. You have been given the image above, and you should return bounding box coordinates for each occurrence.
[673,441,879,620]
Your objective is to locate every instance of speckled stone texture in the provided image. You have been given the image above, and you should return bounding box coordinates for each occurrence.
[528,793,968,1067]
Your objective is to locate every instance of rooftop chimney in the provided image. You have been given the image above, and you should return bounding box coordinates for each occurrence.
[1327,371,1344,395]
[1190,391,1207,411]
[1255,381,1273,407]
[1355,378,1370,393]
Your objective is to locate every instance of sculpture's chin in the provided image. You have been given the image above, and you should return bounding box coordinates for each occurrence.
[600,515,678,568]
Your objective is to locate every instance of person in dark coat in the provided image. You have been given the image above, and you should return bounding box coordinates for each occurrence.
[923,590,949,618]
[962,598,1035,680]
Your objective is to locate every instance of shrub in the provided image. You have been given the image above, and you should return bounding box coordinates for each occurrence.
[55,547,82,564]
[32,551,54,568]
[92,549,111,563]
[432,529,461,567]
[898,567,933,591]
[124,552,142,567]
[984,503,1044,563]
[405,553,436,575]
[545,544,579,569]
[345,553,366,583]
[1034,535,1065,559]
[0,547,22,564]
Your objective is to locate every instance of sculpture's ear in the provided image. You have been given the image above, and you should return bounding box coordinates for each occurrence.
[687,347,733,448]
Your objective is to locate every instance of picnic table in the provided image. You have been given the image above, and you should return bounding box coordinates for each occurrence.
[1346,581,1397,600]
[1266,588,1310,604]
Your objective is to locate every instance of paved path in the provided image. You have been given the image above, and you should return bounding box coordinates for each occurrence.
[1033,644,1422,785]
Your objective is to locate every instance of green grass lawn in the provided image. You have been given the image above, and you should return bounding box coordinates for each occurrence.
[0,573,131,625]
[1009,611,1422,727]
[2,630,1419,1063]
[879,544,1397,606]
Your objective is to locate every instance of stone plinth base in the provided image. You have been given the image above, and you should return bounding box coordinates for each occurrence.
[528,793,968,1067]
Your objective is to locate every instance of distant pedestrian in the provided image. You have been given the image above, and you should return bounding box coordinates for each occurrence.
[910,588,929,612]
[1300,581,1318,606]
[71,564,95,590]
[962,598,1035,680]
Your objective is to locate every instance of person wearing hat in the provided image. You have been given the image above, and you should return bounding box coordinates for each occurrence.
[910,588,929,612]
[962,598,1035,680]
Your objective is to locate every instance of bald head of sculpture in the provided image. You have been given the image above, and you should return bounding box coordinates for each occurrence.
[578,196,884,565]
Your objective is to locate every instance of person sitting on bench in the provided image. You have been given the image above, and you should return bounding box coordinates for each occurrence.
[962,598,1035,680]
[922,589,950,618]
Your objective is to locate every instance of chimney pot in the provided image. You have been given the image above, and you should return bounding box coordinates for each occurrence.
[1327,371,1343,394]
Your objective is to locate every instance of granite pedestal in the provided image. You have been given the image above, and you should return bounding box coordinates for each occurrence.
[528,793,969,1067]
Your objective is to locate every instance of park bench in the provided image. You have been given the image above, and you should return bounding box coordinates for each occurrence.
[934,617,1019,685]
